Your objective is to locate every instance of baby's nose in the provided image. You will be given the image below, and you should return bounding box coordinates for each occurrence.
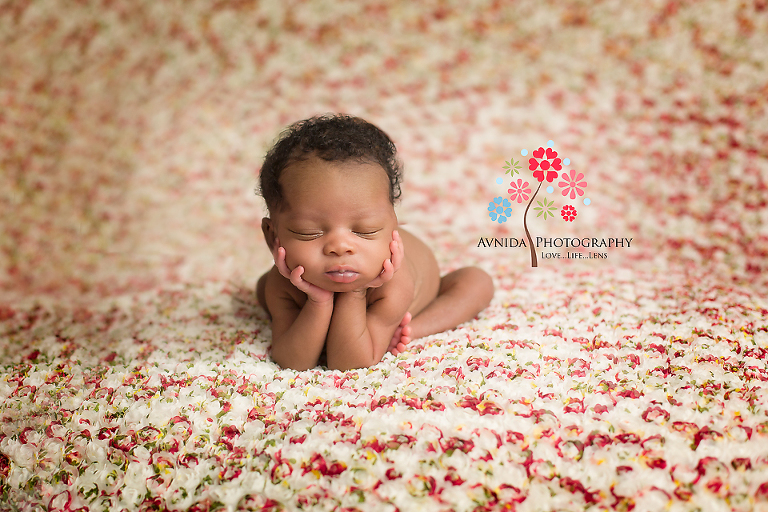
[324,231,355,255]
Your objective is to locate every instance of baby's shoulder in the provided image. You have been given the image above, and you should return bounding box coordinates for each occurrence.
[395,227,441,312]
[399,228,435,262]
[399,228,439,278]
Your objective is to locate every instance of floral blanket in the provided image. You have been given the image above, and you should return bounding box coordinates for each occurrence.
[2,1,768,510]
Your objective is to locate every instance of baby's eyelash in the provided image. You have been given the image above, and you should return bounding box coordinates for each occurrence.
[289,230,321,239]
[288,229,381,239]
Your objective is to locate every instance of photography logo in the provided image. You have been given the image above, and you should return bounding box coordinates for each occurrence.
[484,140,630,266]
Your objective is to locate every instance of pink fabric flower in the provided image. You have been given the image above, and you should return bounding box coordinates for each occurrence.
[558,170,587,199]
[529,147,562,182]
[508,179,532,203]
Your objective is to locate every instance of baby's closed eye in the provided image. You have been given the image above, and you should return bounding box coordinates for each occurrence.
[354,229,382,238]
[287,228,383,240]
[289,229,322,240]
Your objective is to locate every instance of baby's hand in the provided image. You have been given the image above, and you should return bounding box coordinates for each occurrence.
[363,230,404,290]
[273,238,334,304]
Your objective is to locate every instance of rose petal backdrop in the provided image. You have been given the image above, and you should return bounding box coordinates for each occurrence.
[2,1,768,511]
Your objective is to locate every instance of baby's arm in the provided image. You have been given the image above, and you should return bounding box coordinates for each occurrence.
[326,287,410,371]
[268,246,334,371]
[325,232,408,371]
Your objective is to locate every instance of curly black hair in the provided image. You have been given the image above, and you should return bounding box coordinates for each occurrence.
[257,114,403,213]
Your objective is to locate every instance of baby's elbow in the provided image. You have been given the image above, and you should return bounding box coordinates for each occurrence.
[270,347,314,372]
[325,360,368,372]
[273,358,314,372]
[326,353,379,372]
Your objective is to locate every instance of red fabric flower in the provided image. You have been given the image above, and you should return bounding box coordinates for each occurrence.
[561,205,577,222]
[529,147,562,182]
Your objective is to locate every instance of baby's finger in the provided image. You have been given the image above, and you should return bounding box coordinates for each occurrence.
[390,231,404,271]
[365,261,390,289]
[379,258,394,281]
[274,247,292,278]
[272,245,283,268]
[290,266,307,290]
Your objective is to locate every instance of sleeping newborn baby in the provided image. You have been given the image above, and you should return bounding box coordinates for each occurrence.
[256,114,493,371]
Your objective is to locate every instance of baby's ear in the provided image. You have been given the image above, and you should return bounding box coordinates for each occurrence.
[261,218,277,250]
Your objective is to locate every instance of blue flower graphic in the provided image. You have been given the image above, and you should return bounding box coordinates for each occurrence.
[488,197,512,223]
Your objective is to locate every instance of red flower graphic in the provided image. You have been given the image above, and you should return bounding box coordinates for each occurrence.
[558,170,587,199]
[529,147,562,183]
[561,205,577,222]
[508,179,531,203]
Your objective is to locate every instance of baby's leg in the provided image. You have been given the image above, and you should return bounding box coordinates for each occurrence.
[408,267,494,341]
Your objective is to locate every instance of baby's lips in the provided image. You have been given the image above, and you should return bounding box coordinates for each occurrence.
[325,268,360,284]
[325,265,358,274]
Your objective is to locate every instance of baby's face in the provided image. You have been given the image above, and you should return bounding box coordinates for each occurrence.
[265,155,398,292]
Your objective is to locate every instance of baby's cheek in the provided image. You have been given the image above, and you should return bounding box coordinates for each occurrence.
[377,240,393,263]
[282,245,309,271]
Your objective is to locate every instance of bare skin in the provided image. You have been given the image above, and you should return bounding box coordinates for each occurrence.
[256,155,494,371]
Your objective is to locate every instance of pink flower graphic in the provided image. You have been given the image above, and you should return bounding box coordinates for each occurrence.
[508,179,531,203]
[529,147,562,183]
[561,204,577,222]
[558,170,587,199]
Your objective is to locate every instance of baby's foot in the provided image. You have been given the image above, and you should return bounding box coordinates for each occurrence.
[388,312,412,356]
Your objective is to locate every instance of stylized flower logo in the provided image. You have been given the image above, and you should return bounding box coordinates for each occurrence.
[561,204,577,222]
[490,140,592,267]
[533,198,557,219]
[488,197,512,223]
[508,179,531,203]
[558,170,587,199]
[529,147,562,183]
[503,159,522,176]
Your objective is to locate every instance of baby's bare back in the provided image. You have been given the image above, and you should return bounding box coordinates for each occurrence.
[397,228,441,317]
